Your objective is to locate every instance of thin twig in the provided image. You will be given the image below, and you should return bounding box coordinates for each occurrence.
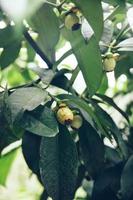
[23,31,53,69]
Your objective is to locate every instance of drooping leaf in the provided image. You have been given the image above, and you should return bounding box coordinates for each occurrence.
[62,29,103,96]
[120,155,133,200]
[95,93,129,123]
[0,148,18,185]
[22,131,41,177]
[20,106,59,137]
[72,0,103,41]
[91,162,125,200]
[93,103,128,159]
[40,125,78,200]
[78,121,104,178]
[7,87,49,124]
[0,41,21,69]
[30,4,60,63]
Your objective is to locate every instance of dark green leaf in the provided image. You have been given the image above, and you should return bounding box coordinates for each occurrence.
[0,92,19,152]
[62,30,103,96]
[105,146,122,167]
[7,87,49,124]
[95,93,129,123]
[40,125,78,200]
[120,155,133,200]
[92,162,125,200]
[0,42,21,69]
[20,106,59,137]
[72,0,103,41]
[30,4,60,63]
[0,25,22,47]
[79,121,104,178]
[22,131,41,176]
[93,103,128,159]
[0,148,18,185]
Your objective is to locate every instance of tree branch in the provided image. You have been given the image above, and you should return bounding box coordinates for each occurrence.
[23,31,53,69]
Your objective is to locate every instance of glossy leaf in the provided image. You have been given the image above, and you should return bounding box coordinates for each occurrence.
[95,93,129,123]
[92,162,125,200]
[22,131,41,176]
[0,25,22,47]
[31,4,60,63]
[79,121,104,178]
[105,146,122,167]
[20,106,59,137]
[93,103,128,159]
[40,125,78,200]
[72,0,103,41]
[120,155,133,200]
[0,42,21,69]
[62,29,103,96]
[0,92,19,152]
[7,87,49,124]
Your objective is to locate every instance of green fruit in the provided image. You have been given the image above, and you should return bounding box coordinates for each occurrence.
[57,106,74,125]
[71,115,83,129]
[103,57,116,72]
[65,13,80,31]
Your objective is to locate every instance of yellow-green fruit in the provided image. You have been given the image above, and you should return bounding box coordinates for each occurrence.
[71,115,83,129]
[113,53,120,61]
[57,106,74,125]
[103,57,116,72]
[65,13,80,31]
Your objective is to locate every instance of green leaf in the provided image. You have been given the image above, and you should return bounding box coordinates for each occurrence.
[22,131,41,176]
[0,42,21,69]
[79,121,104,177]
[62,30,103,96]
[93,103,128,159]
[120,155,133,200]
[0,92,19,152]
[30,4,60,63]
[20,106,59,137]
[0,148,18,185]
[95,93,129,123]
[40,125,78,200]
[72,0,103,41]
[0,25,22,47]
[7,87,49,124]
[105,146,122,166]
[92,162,125,200]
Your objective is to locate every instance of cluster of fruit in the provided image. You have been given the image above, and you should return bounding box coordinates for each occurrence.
[56,103,83,129]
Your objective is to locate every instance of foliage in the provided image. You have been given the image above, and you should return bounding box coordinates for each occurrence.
[0,0,133,200]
